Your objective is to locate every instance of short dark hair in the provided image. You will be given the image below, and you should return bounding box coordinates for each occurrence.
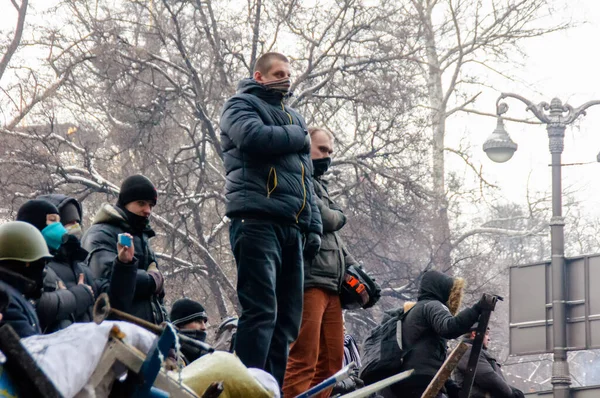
[254,52,289,75]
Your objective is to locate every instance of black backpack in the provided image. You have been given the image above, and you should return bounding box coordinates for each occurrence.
[359,306,412,385]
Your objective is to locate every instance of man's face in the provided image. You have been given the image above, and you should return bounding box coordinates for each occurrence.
[472,330,491,349]
[254,60,291,84]
[125,200,154,218]
[182,319,207,332]
[310,130,334,160]
[46,214,60,225]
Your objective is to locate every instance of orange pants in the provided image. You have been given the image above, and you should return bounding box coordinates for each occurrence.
[282,287,344,398]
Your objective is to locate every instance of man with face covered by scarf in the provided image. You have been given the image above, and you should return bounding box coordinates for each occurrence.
[220,52,323,387]
[81,175,167,325]
[0,221,53,337]
[283,127,358,397]
[16,199,96,333]
[169,298,209,364]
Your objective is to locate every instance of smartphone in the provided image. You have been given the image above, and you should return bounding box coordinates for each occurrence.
[118,233,132,248]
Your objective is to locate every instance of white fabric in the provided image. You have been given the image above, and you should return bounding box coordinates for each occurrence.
[21,321,157,398]
[248,368,280,398]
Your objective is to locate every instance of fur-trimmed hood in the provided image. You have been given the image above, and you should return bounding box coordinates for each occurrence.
[417,270,464,315]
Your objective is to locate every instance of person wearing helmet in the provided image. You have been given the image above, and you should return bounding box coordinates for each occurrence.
[16,199,96,333]
[170,298,209,364]
[0,221,53,337]
[283,127,363,398]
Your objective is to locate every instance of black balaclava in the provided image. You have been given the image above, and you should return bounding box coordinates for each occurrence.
[16,200,59,232]
[312,157,332,178]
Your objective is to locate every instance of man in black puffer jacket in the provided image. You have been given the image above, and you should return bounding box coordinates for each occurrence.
[384,270,482,398]
[220,52,322,387]
[81,175,167,325]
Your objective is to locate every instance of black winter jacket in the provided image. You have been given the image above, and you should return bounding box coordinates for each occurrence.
[400,271,480,377]
[81,204,167,324]
[220,78,322,235]
[453,340,514,398]
[35,238,96,333]
[304,178,355,292]
[0,274,41,338]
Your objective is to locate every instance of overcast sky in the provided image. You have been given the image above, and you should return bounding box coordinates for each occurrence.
[3,0,600,218]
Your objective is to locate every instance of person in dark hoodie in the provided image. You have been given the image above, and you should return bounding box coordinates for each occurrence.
[16,199,96,333]
[383,270,483,398]
[219,52,323,386]
[453,325,525,398]
[81,175,167,325]
[170,298,209,364]
[0,221,53,337]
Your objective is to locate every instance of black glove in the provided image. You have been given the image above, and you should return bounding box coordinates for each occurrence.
[363,276,381,309]
[301,130,311,153]
[511,387,525,398]
[445,380,461,398]
[303,232,321,261]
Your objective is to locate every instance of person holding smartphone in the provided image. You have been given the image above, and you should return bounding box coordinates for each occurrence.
[81,175,167,324]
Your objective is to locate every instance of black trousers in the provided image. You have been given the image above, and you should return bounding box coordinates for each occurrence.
[230,218,304,388]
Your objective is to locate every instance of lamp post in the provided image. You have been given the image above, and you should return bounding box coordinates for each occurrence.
[483,93,600,398]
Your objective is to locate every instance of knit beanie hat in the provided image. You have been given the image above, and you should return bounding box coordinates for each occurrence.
[117,175,158,207]
[16,200,60,232]
[170,298,208,327]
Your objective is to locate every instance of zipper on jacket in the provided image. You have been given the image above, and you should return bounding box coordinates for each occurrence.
[295,163,307,223]
[281,101,307,222]
[267,167,278,198]
[282,102,293,124]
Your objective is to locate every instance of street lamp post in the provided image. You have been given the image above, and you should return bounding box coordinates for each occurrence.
[483,93,600,398]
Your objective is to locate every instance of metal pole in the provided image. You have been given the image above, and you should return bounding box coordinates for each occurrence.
[548,120,570,398]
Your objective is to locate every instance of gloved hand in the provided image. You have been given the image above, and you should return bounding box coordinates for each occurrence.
[363,276,381,309]
[473,294,490,313]
[303,232,321,261]
[147,262,164,294]
[445,379,461,398]
[511,387,525,398]
[301,130,311,153]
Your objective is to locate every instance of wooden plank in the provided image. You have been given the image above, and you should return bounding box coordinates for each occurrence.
[421,342,468,398]
[340,369,414,398]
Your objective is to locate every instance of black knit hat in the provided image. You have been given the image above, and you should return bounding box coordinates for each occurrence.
[117,175,158,207]
[16,200,60,231]
[170,298,208,327]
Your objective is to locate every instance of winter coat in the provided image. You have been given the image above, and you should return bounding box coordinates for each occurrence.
[399,271,480,377]
[0,275,41,338]
[81,204,167,324]
[453,339,514,398]
[219,78,322,235]
[35,237,96,333]
[304,178,356,292]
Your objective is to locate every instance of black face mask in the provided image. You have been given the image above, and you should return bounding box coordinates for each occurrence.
[312,157,332,177]
[119,205,150,232]
[0,264,44,300]
[179,329,207,343]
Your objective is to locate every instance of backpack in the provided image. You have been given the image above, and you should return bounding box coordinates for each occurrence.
[359,306,412,385]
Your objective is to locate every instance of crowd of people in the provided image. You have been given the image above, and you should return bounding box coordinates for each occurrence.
[0,51,525,397]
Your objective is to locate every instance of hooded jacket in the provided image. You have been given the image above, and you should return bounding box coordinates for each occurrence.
[33,194,96,333]
[81,204,166,324]
[219,78,322,235]
[400,270,480,377]
[453,339,515,398]
[0,269,41,338]
[304,177,356,292]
